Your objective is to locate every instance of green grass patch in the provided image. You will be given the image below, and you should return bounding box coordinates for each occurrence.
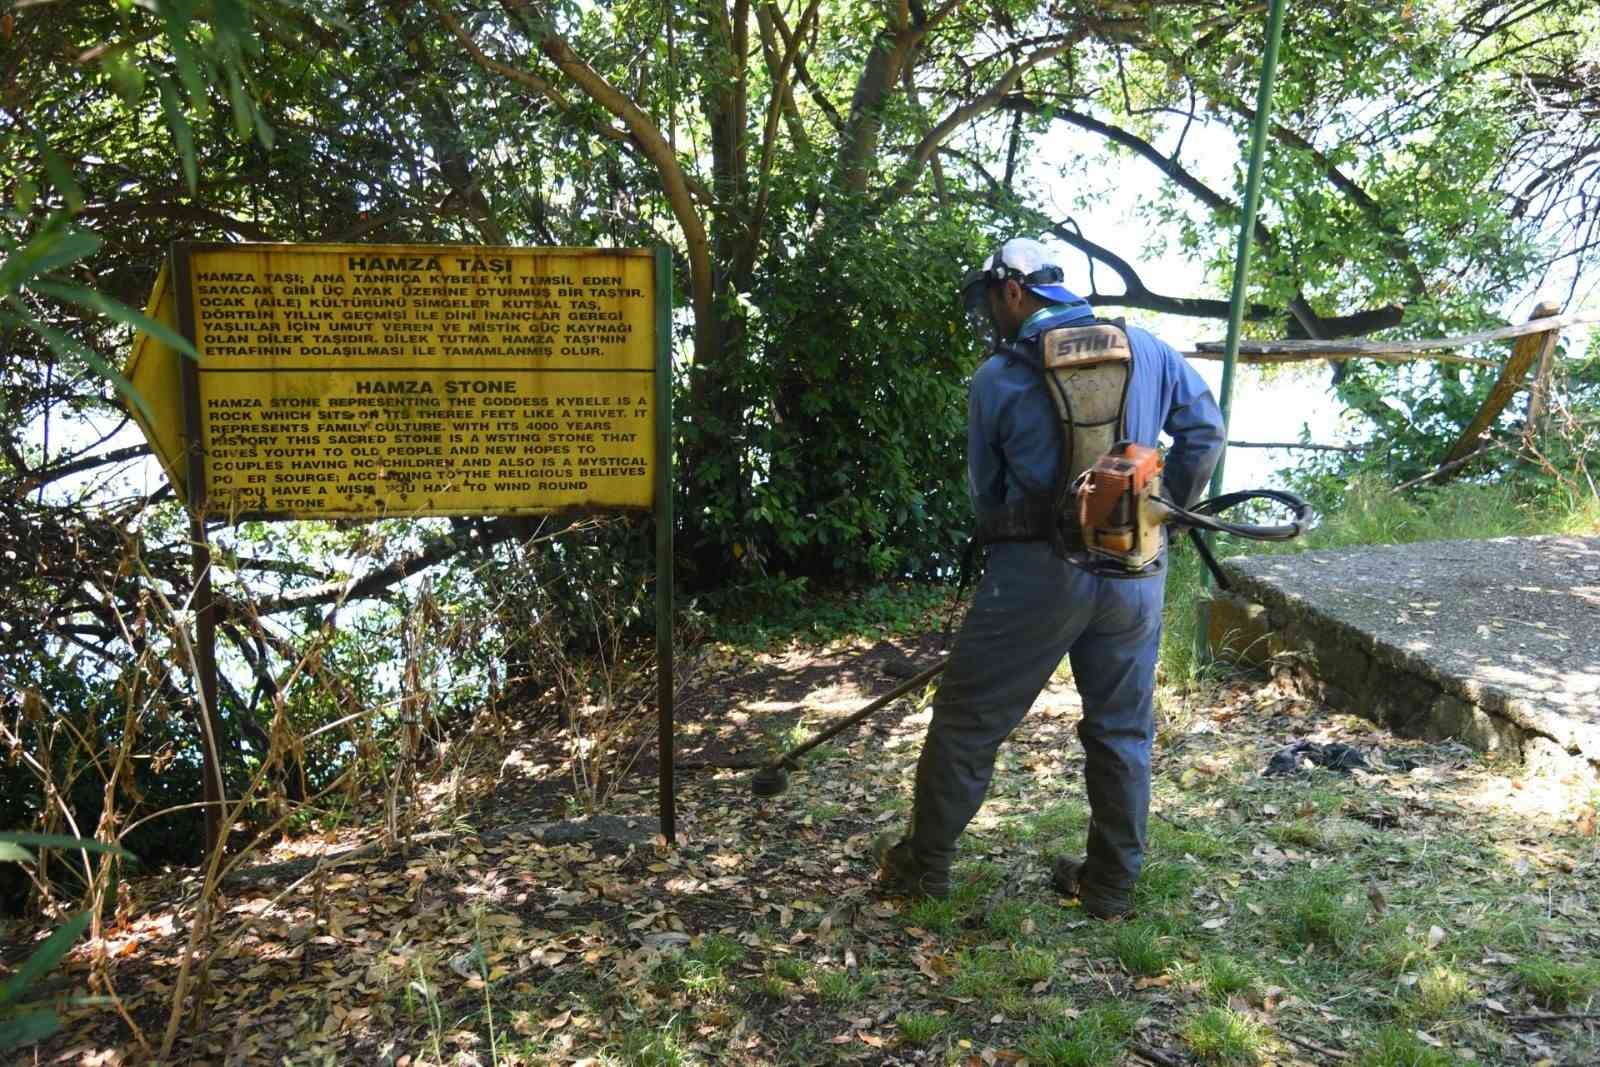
[985,899,1035,940]
[1008,945,1057,984]
[1355,1025,1455,1067]
[1267,868,1363,954]
[1367,919,1432,978]
[1024,1002,1137,1067]
[1181,1005,1268,1064]
[1402,964,1471,1021]
[1112,921,1176,977]
[1266,818,1323,849]
[1028,802,1090,843]
[1191,954,1258,1002]
[952,860,1005,900]
[617,1018,690,1067]
[1514,956,1600,1009]
[947,945,1059,1004]
[1132,858,1195,912]
[813,966,876,1006]
[694,935,745,969]
[772,956,809,983]
[1150,823,1235,861]
[649,936,746,998]
[950,948,1010,1001]
[903,895,963,934]
[755,967,788,999]
[895,1010,950,1044]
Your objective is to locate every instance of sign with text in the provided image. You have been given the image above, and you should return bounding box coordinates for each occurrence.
[125,243,660,519]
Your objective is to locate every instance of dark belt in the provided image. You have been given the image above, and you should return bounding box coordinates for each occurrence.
[973,494,1085,555]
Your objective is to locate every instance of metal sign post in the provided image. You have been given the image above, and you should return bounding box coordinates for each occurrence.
[1205,0,1290,506]
[653,246,676,843]
[171,243,229,858]
[1194,0,1288,664]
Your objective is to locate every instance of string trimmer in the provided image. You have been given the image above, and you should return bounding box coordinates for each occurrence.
[749,658,947,797]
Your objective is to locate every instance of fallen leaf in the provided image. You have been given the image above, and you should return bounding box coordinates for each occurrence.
[639,931,691,951]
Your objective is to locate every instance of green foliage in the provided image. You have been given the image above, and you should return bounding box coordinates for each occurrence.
[1194,955,1258,1003]
[1402,965,1471,1021]
[696,578,952,648]
[1270,869,1363,954]
[813,966,876,1005]
[681,212,987,583]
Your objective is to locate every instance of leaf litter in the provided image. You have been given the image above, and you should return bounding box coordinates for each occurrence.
[19,623,1600,1065]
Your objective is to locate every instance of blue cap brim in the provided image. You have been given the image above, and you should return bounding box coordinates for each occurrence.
[1028,283,1086,307]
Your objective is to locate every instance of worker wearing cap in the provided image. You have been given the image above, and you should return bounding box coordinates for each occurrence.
[874,238,1224,916]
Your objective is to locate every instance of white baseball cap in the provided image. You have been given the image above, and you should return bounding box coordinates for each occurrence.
[967,238,1084,306]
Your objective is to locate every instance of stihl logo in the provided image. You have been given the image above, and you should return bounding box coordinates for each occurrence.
[1053,332,1118,357]
[1042,326,1130,369]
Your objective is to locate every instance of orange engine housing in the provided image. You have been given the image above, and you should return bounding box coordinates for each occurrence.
[1077,443,1165,566]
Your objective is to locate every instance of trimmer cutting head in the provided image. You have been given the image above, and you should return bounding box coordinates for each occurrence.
[750,765,789,798]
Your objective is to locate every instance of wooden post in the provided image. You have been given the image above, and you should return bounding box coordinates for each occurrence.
[1525,308,1562,435]
[1441,302,1562,467]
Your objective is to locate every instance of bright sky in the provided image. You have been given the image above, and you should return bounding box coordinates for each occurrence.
[1016,114,1598,493]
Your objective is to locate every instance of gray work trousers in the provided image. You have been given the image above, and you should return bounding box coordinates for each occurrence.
[910,541,1164,898]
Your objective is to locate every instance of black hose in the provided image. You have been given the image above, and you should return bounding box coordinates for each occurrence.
[1161,488,1314,542]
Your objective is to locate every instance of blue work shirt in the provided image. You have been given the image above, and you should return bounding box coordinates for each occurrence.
[968,302,1225,528]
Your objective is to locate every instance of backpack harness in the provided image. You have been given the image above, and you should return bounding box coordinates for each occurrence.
[972,318,1169,577]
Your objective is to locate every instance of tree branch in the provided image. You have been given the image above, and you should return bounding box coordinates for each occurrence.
[5,444,152,499]
[767,3,844,132]
[436,0,715,368]
[239,518,527,617]
[1005,97,1275,253]
[877,39,1080,209]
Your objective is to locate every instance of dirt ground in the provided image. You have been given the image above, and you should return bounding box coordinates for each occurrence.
[22,628,1600,1066]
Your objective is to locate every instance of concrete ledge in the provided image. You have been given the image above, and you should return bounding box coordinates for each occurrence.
[1205,535,1600,781]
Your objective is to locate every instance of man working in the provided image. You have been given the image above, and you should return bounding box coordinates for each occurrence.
[874,237,1225,918]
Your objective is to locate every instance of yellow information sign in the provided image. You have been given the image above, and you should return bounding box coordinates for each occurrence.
[124,243,661,519]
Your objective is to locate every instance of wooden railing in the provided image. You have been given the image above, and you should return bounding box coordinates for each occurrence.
[1181,305,1600,484]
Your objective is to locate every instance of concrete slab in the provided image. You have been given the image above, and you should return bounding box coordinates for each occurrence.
[1210,535,1600,780]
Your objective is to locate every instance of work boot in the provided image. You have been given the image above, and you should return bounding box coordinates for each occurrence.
[1050,856,1132,920]
[871,833,950,899]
